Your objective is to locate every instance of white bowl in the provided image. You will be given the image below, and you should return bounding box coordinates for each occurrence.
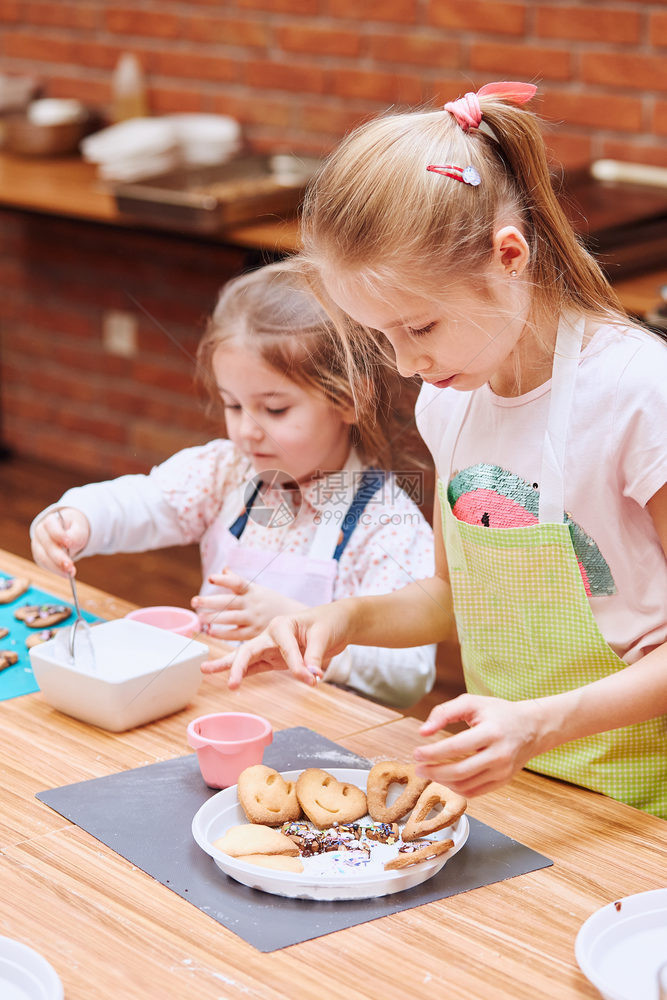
[29,618,208,732]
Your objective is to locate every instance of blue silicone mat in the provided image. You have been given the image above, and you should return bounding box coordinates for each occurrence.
[0,571,103,701]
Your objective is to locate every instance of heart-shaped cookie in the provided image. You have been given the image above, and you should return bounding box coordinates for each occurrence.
[401,782,467,842]
[296,768,367,829]
[366,759,430,823]
[238,764,302,826]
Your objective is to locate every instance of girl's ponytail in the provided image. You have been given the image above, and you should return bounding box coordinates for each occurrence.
[476,93,622,317]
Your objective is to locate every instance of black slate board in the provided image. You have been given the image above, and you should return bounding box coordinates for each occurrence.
[37,726,552,952]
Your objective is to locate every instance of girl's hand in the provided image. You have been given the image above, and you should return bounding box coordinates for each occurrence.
[200,600,354,688]
[30,507,90,576]
[192,569,308,641]
[413,693,544,798]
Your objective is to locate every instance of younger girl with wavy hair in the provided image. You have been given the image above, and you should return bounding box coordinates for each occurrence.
[31,260,436,708]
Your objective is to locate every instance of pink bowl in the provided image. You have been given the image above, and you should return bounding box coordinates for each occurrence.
[187,712,273,788]
[125,606,200,637]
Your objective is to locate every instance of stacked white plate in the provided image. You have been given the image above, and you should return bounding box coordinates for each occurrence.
[81,113,241,181]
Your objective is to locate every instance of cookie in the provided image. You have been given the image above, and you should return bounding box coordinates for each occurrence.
[212,824,300,858]
[0,576,30,604]
[401,782,467,842]
[237,764,302,826]
[0,650,19,671]
[237,854,304,873]
[0,627,8,640]
[14,604,71,629]
[295,768,367,829]
[366,760,430,824]
[384,837,454,871]
[25,629,58,649]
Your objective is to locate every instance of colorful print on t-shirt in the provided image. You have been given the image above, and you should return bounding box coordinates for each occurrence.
[447,463,615,596]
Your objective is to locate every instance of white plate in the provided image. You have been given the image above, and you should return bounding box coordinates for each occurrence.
[0,937,63,1000]
[192,767,469,901]
[575,888,667,1000]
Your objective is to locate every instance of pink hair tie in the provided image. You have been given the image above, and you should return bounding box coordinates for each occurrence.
[444,80,537,131]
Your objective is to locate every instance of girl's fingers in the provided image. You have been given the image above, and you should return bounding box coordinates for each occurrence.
[31,534,73,576]
[194,595,241,613]
[208,569,249,594]
[301,622,336,679]
[227,636,275,689]
[414,725,487,765]
[201,610,247,629]
[200,652,235,674]
[419,694,480,736]
[271,618,318,685]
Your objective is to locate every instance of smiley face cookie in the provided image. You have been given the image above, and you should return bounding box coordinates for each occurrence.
[238,764,302,826]
[296,768,367,829]
[0,576,30,604]
[14,604,71,629]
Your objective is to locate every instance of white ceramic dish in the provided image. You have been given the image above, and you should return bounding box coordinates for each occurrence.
[575,888,667,1000]
[29,618,208,731]
[0,936,63,1000]
[192,767,469,901]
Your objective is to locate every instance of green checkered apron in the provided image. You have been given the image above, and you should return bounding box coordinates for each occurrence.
[438,313,667,817]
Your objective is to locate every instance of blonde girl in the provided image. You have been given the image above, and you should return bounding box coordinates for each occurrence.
[30,260,436,708]
[222,84,667,817]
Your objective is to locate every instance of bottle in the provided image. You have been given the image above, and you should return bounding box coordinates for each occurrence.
[111,53,148,123]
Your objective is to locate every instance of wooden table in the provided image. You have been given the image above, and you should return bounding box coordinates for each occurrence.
[1,550,665,999]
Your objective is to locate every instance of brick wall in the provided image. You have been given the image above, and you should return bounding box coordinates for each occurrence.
[0,0,665,168]
[1,2,666,479]
[0,210,251,476]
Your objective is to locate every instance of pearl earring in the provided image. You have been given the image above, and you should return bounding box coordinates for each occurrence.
[510,269,518,277]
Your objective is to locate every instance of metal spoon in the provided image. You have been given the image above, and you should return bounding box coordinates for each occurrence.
[56,510,86,660]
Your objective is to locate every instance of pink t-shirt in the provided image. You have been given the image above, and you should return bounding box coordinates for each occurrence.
[416,321,667,664]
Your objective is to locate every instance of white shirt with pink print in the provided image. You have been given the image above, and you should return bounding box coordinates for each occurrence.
[416,320,667,667]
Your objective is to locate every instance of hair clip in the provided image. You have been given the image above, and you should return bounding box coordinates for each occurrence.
[426,164,481,186]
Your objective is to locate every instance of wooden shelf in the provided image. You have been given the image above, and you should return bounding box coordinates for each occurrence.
[0,149,301,253]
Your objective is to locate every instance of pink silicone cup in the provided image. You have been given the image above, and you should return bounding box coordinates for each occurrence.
[186,712,273,788]
[125,606,200,637]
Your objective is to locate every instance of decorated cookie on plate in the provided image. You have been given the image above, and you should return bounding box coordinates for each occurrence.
[14,604,71,629]
[0,576,30,604]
